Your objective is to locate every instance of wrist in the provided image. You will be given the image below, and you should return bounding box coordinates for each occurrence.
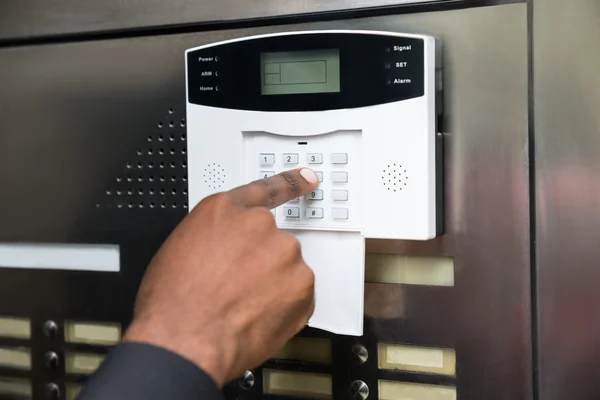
[123,317,235,387]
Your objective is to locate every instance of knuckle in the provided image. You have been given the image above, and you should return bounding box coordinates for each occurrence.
[299,264,315,290]
[205,192,234,208]
[280,232,302,257]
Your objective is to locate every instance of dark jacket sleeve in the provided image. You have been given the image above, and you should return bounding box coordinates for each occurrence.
[78,342,224,400]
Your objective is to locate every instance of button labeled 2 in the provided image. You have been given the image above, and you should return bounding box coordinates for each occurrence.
[283,153,299,164]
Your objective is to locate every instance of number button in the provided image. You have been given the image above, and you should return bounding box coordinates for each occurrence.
[307,153,323,164]
[306,189,324,201]
[260,153,275,166]
[284,207,300,218]
[307,207,324,219]
[284,153,299,164]
[260,171,275,179]
[315,171,323,182]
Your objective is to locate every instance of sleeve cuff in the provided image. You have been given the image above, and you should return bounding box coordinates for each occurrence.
[78,342,224,400]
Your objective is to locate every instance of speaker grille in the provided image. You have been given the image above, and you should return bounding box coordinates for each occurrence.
[382,164,408,192]
[96,107,188,210]
[204,163,226,190]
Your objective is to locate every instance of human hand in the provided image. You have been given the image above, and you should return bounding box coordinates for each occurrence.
[123,168,319,387]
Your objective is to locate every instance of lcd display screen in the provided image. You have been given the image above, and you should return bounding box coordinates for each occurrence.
[261,49,340,95]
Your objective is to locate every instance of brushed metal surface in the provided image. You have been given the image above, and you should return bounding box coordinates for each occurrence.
[0,4,530,399]
[0,0,441,41]
[534,1,600,399]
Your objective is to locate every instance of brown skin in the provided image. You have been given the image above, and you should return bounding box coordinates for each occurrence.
[124,168,319,387]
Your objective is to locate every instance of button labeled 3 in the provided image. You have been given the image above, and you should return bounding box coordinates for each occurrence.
[307,153,323,164]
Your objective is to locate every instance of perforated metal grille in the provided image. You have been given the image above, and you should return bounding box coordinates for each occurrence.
[97,107,188,210]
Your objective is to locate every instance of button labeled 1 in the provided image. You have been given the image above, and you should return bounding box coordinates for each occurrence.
[260,153,275,166]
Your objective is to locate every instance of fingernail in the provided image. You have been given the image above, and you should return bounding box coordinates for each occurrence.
[300,168,318,184]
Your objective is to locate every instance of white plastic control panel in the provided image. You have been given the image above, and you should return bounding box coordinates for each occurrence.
[186,30,442,336]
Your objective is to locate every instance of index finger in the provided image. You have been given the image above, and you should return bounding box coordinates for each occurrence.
[228,168,318,209]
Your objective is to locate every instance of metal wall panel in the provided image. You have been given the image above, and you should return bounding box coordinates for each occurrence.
[534,1,600,399]
[0,4,531,399]
[0,0,520,42]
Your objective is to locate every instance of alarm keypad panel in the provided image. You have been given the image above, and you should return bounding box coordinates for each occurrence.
[186,30,441,336]
[243,130,363,231]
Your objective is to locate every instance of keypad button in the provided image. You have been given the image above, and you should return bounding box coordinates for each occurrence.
[332,208,349,219]
[306,189,324,201]
[287,198,300,204]
[307,207,324,219]
[283,153,299,164]
[284,207,300,218]
[307,153,323,164]
[260,171,275,179]
[331,153,348,164]
[315,171,323,182]
[332,190,348,201]
[332,171,348,183]
[260,153,275,165]
[271,209,276,217]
